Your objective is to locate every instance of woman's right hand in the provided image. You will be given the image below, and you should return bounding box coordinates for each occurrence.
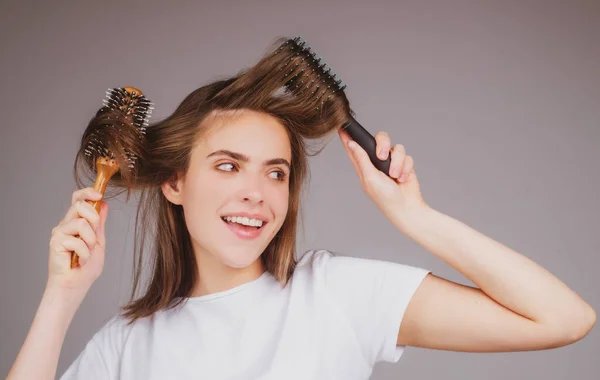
[6,188,109,380]
[47,187,109,295]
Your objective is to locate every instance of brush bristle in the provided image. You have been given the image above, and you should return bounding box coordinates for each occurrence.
[273,36,347,111]
[84,87,154,170]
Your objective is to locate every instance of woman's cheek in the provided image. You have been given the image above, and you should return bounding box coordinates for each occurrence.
[272,187,290,215]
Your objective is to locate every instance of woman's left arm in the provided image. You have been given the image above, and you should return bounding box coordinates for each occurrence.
[338,128,596,352]
[393,205,595,352]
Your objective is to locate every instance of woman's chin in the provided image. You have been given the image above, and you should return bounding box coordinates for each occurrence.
[218,250,263,270]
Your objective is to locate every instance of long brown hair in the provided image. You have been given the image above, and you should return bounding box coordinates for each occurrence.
[74,37,352,324]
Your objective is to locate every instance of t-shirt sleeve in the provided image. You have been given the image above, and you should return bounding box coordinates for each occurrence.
[59,316,125,380]
[59,337,111,380]
[316,250,430,365]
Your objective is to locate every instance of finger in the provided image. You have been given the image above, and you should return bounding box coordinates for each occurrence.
[337,127,351,146]
[61,199,101,230]
[374,131,391,160]
[346,137,380,180]
[58,218,97,250]
[399,156,414,182]
[59,235,91,266]
[389,144,406,179]
[96,201,109,249]
[338,129,361,171]
[71,187,103,206]
[339,136,363,177]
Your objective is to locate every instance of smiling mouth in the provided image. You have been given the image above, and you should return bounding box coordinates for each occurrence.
[220,217,267,230]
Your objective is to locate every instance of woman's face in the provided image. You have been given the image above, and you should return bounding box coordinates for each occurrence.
[164,109,291,270]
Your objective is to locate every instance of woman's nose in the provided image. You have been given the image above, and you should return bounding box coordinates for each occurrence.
[243,191,263,204]
[241,176,264,204]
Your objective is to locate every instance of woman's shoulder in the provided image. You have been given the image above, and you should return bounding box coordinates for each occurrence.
[296,248,428,275]
[292,248,430,364]
[296,248,336,266]
[89,313,137,347]
[293,248,342,278]
[293,248,429,291]
[89,307,164,351]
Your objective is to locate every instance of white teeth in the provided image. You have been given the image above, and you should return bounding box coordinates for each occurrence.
[223,216,264,228]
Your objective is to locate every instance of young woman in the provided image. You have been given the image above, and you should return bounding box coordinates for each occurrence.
[8,75,596,379]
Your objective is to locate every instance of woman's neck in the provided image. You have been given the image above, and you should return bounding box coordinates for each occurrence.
[190,249,266,297]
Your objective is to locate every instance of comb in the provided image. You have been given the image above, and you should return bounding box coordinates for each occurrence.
[72,86,153,268]
[273,36,392,175]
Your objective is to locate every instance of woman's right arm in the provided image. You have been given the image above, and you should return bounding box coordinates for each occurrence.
[7,187,109,380]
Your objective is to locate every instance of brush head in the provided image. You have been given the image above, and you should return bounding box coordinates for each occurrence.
[273,36,348,111]
[82,87,153,171]
[204,35,352,142]
[102,87,153,134]
[74,86,153,195]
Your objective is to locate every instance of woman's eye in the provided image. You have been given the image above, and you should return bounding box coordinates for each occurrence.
[269,170,287,181]
[216,163,285,181]
[217,163,236,172]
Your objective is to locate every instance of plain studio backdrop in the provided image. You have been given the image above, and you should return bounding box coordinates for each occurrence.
[1,0,598,379]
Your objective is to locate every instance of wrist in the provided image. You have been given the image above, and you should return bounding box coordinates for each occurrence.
[391,204,436,239]
[389,202,433,234]
[42,281,87,318]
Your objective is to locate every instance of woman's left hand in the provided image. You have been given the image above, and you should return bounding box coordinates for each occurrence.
[338,128,428,220]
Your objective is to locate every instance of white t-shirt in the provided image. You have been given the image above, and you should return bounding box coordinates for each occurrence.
[60,249,429,380]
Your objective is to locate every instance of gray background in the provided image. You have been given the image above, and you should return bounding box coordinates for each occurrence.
[1,0,598,379]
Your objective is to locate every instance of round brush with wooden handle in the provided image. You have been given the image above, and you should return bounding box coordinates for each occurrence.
[71,86,153,268]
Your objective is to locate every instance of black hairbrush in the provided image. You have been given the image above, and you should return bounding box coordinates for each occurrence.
[72,86,153,268]
[273,36,392,176]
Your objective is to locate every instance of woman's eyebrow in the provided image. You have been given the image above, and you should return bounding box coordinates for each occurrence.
[206,149,290,169]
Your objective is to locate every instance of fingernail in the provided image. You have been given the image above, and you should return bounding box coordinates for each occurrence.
[348,141,357,151]
[399,173,406,182]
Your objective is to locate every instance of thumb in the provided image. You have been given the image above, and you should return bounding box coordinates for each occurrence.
[346,139,379,179]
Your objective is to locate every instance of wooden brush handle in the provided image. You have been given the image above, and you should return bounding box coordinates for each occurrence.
[70,157,119,268]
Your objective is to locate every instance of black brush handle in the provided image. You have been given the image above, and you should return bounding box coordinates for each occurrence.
[343,116,392,176]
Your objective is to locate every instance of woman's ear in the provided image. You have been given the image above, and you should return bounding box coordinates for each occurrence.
[161,174,184,205]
